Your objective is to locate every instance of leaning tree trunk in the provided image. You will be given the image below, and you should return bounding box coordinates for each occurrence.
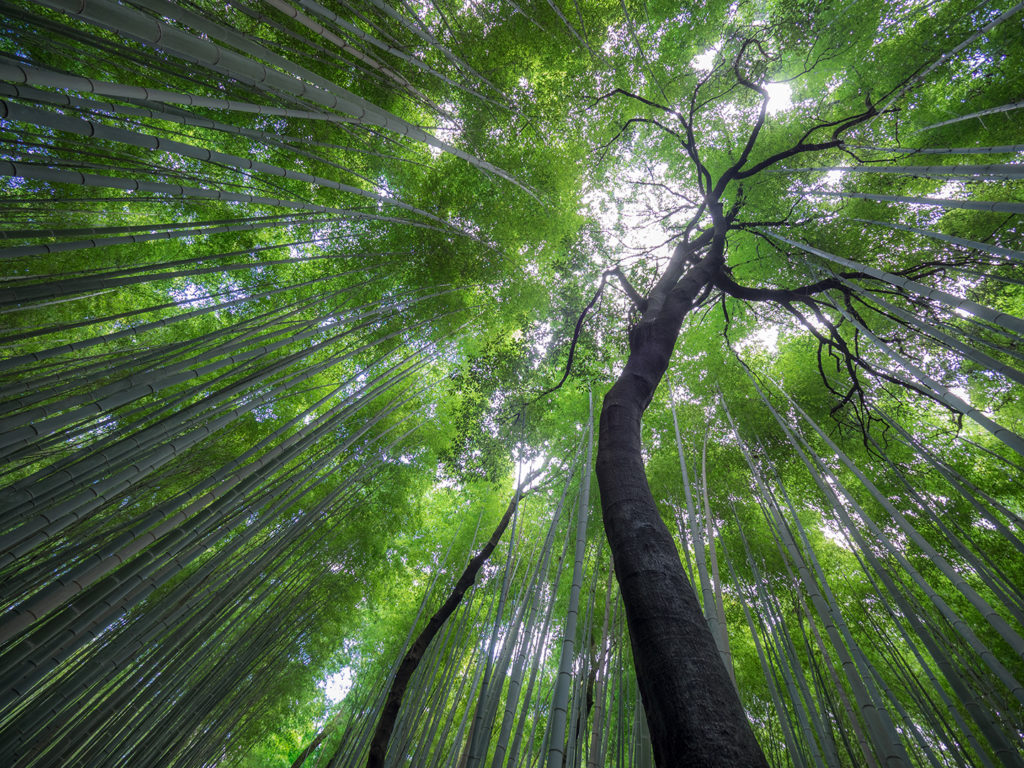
[365,464,544,768]
[594,236,768,768]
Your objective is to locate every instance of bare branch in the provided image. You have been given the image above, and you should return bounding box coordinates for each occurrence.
[610,266,647,312]
[529,270,612,403]
[593,87,677,116]
[597,117,685,152]
[627,179,700,206]
[716,40,771,191]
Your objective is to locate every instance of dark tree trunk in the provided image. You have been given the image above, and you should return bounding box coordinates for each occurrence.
[595,245,768,768]
[292,716,352,768]
[365,472,538,768]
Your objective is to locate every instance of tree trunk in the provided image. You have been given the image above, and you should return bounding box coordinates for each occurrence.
[594,246,768,768]
[365,468,541,768]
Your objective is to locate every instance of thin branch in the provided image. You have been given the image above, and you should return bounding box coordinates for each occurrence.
[720,40,770,187]
[593,87,675,115]
[597,117,685,152]
[627,179,700,206]
[528,271,611,403]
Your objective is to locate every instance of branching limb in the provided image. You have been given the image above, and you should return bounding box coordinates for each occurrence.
[693,281,716,310]
[652,203,698,226]
[528,272,609,404]
[533,224,723,403]
[729,199,804,230]
[720,101,882,187]
[597,117,685,152]
[644,239,703,321]
[725,275,955,433]
[714,270,869,304]
[610,266,647,312]
[593,87,676,115]
[723,40,771,185]
[627,179,700,206]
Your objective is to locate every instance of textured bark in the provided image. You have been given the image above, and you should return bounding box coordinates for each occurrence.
[366,471,539,768]
[594,242,768,768]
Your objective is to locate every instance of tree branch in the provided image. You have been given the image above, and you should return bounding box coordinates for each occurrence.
[610,266,647,312]
[597,117,684,151]
[717,40,770,192]
[594,87,678,117]
[713,271,864,304]
[723,101,882,184]
[529,271,611,403]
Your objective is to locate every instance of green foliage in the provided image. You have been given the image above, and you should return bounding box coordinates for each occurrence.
[1,1,1023,767]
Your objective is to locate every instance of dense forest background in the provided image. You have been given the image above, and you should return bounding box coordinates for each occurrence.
[0,0,1022,766]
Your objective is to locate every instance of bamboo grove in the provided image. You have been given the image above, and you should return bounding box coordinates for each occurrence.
[0,0,1021,766]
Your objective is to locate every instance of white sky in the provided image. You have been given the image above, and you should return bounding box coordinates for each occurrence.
[691,46,792,114]
[763,82,792,114]
[321,667,354,703]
